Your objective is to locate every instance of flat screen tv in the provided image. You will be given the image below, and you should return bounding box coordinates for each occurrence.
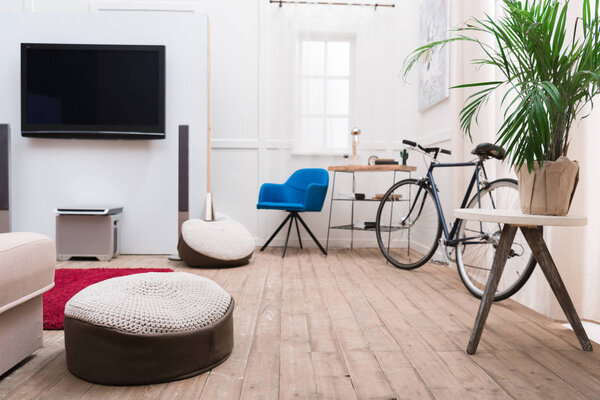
[21,43,165,139]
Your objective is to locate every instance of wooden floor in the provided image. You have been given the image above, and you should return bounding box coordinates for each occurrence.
[1,248,600,399]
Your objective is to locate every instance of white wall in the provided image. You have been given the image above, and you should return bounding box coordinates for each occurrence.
[0,11,208,254]
[0,0,457,252]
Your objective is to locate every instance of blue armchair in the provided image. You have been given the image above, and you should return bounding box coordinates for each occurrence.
[257,168,329,257]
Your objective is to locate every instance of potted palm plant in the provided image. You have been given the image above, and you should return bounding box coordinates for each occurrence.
[404,0,600,215]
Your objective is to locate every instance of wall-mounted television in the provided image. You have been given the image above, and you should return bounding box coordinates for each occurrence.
[21,43,165,139]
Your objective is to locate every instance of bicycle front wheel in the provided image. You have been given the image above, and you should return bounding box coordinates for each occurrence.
[375,179,442,269]
[455,178,537,301]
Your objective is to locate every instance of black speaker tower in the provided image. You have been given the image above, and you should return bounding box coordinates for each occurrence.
[178,125,189,238]
[0,125,9,233]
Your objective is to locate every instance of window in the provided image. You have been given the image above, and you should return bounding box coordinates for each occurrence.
[297,36,353,152]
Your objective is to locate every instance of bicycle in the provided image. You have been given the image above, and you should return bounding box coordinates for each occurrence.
[375,139,538,301]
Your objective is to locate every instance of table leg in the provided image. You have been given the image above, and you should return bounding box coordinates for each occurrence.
[386,171,396,253]
[351,172,355,251]
[467,224,518,354]
[326,172,336,253]
[520,227,593,351]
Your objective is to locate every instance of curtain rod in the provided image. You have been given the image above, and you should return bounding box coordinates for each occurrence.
[270,0,395,8]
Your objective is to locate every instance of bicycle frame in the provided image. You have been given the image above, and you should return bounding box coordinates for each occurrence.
[409,159,492,246]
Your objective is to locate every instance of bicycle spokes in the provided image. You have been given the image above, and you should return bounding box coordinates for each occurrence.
[375,179,442,269]
[456,181,536,300]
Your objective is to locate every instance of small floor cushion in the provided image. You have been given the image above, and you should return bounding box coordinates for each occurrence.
[63,272,234,385]
[178,219,254,267]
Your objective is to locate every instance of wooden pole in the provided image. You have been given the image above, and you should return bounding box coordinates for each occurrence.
[205,20,215,221]
[206,21,211,195]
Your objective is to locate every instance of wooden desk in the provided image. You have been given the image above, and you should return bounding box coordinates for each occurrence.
[326,164,416,251]
[454,208,592,354]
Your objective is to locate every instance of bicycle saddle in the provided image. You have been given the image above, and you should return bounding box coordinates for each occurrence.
[471,143,506,160]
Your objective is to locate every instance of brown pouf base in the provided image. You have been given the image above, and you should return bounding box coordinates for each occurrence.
[64,299,234,386]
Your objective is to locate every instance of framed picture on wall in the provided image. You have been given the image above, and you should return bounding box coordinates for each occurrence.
[418,0,450,112]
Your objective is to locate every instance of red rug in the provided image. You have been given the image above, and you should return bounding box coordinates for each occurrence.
[43,268,173,330]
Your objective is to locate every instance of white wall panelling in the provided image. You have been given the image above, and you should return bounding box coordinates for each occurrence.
[0,11,208,254]
[0,1,459,251]
[0,0,459,251]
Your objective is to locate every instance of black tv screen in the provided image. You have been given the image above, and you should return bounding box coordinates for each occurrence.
[21,43,165,139]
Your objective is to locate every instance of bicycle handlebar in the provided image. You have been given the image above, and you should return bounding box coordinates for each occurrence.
[402,139,452,157]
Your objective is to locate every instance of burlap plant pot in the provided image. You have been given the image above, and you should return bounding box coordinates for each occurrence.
[516,156,579,216]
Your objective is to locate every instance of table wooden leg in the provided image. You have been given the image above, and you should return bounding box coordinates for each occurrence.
[467,224,518,355]
[520,227,593,351]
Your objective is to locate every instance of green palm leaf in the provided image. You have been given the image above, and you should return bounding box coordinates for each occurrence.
[404,0,600,172]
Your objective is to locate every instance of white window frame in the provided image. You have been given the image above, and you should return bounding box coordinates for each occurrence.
[295,33,356,155]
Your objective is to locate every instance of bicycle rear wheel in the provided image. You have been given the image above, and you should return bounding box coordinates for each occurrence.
[455,178,537,301]
[375,179,442,269]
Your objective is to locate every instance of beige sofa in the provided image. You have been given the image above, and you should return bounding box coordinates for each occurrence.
[0,232,55,376]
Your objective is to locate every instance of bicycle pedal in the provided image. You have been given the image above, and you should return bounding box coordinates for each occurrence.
[430,258,449,265]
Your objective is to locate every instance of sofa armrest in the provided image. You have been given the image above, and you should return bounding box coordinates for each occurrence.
[0,232,56,313]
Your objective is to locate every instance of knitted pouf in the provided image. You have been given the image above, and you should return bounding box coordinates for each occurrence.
[178,219,254,267]
[63,272,234,385]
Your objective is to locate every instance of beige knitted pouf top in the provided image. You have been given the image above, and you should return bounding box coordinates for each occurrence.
[63,272,235,385]
[178,218,255,267]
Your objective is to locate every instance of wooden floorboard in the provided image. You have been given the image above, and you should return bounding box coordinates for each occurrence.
[1,249,599,399]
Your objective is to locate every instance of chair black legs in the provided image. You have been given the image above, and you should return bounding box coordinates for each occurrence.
[295,213,327,256]
[282,215,294,258]
[295,217,303,249]
[260,213,292,252]
[260,211,327,258]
